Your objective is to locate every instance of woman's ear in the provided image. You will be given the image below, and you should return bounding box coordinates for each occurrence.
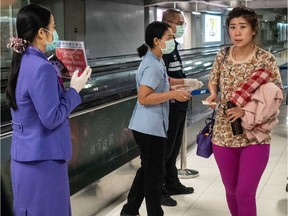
[38,28,49,41]
[33,28,49,47]
[153,37,160,47]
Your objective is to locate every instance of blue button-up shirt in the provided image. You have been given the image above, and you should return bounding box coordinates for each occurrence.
[129,50,170,138]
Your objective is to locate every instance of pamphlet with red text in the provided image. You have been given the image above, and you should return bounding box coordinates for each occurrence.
[56,40,88,78]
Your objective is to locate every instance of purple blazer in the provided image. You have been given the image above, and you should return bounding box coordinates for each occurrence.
[10,46,81,161]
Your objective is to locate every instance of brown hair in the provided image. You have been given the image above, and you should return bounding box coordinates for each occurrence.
[226,6,259,38]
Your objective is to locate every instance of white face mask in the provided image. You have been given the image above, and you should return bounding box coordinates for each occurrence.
[158,39,175,54]
[174,25,185,38]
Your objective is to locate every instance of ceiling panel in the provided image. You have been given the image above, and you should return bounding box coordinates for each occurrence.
[144,0,287,10]
[144,0,287,17]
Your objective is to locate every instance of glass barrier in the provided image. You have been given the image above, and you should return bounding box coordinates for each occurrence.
[1,44,287,132]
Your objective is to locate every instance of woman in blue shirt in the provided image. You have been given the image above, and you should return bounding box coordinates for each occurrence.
[121,21,192,216]
[6,4,91,216]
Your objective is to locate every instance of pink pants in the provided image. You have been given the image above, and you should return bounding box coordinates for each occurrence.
[212,144,270,216]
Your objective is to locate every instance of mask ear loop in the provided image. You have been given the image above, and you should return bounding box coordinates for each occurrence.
[157,39,166,50]
[43,28,53,34]
[42,28,53,44]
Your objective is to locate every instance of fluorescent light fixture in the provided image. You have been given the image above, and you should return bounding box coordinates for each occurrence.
[194,61,202,65]
[192,11,201,15]
[192,1,201,15]
[184,67,193,71]
[227,7,233,11]
[203,62,211,67]
[184,60,193,65]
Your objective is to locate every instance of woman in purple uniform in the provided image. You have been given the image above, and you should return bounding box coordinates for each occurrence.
[6,4,91,216]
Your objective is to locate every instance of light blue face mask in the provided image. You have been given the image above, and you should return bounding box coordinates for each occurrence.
[159,39,175,54]
[44,29,59,52]
[174,25,185,38]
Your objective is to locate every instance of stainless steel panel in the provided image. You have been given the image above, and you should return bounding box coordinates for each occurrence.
[71,157,141,216]
[85,0,145,59]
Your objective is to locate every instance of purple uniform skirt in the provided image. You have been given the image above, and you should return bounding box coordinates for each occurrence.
[11,159,71,216]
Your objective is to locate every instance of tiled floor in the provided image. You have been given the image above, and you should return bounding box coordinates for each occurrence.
[95,104,287,216]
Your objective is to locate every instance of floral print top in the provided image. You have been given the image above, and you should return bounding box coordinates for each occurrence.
[209,45,283,147]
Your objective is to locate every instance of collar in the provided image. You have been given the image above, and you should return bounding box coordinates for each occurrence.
[171,39,179,53]
[25,45,48,61]
[174,39,179,45]
[147,49,161,61]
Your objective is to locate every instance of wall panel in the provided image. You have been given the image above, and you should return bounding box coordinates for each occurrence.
[85,0,144,59]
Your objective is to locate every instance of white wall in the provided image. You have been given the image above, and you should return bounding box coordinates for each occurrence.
[183,12,192,49]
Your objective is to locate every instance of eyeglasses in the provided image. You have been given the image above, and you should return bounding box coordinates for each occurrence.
[167,21,186,28]
[43,28,53,34]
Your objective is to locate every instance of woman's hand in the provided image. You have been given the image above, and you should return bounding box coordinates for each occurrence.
[172,90,191,102]
[226,106,245,122]
[205,94,218,109]
[70,66,92,93]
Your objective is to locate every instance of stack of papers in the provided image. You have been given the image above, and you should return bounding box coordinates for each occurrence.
[202,100,217,105]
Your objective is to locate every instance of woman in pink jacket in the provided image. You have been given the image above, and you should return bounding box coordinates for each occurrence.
[206,6,283,216]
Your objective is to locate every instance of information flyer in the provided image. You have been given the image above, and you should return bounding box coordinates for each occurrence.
[56,40,88,78]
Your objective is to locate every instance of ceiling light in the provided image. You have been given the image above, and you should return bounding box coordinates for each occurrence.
[194,61,202,65]
[192,11,201,15]
[203,62,211,67]
[192,1,201,15]
[184,67,193,71]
